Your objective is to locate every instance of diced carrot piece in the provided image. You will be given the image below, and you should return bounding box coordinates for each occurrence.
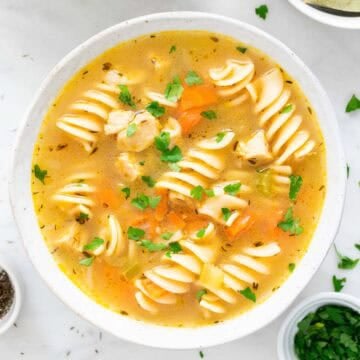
[167,211,186,230]
[178,108,203,135]
[185,219,210,233]
[225,213,255,240]
[155,189,169,221]
[179,84,218,111]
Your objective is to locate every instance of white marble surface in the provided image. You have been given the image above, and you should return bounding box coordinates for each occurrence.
[0,0,359,359]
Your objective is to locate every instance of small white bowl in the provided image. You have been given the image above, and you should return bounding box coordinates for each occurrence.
[288,0,360,29]
[278,292,360,359]
[0,257,22,335]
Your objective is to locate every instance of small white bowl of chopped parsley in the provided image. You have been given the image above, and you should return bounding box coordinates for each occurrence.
[278,292,360,359]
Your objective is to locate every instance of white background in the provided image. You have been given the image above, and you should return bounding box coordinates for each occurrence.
[0,0,359,359]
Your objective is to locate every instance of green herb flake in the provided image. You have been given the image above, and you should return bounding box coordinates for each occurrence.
[76,212,89,224]
[155,131,171,152]
[160,145,183,163]
[185,70,203,86]
[168,241,182,254]
[146,101,165,118]
[355,243,360,251]
[221,207,232,222]
[335,246,359,270]
[33,164,47,184]
[224,182,242,196]
[289,174,303,201]
[126,122,137,137]
[79,256,94,267]
[199,350,204,359]
[141,175,156,188]
[216,132,226,143]
[255,4,269,20]
[236,46,247,54]
[201,110,217,120]
[118,84,135,108]
[140,240,167,252]
[332,275,346,292]
[280,104,293,114]
[121,187,131,199]
[83,237,104,252]
[196,289,207,302]
[347,163,350,179]
[127,226,145,241]
[288,263,296,273]
[164,76,184,102]
[346,94,360,113]
[131,194,150,210]
[196,228,206,238]
[149,195,161,209]
[205,189,215,197]
[277,207,304,235]
[169,45,176,54]
[168,163,181,172]
[191,185,204,200]
[161,232,174,240]
[239,287,256,302]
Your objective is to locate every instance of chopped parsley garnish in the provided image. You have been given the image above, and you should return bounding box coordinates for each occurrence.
[277,207,304,235]
[126,122,137,137]
[168,163,181,172]
[288,263,296,273]
[146,101,165,118]
[140,240,167,252]
[224,182,242,196]
[76,212,89,224]
[191,185,204,200]
[347,163,350,179]
[155,131,183,163]
[216,132,226,143]
[335,246,359,270]
[127,226,145,241]
[121,187,131,199]
[294,304,360,359]
[332,275,346,292]
[205,189,215,197]
[199,350,204,359]
[155,131,170,151]
[33,164,47,184]
[83,237,104,252]
[185,70,203,86]
[118,84,135,108]
[149,196,161,209]
[164,75,183,102]
[79,256,94,267]
[169,45,176,54]
[255,4,269,20]
[196,289,207,302]
[139,161,145,166]
[196,228,206,238]
[346,94,360,113]
[131,194,161,210]
[201,110,217,120]
[239,287,256,302]
[236,46,247,54]
[221,207,232,222]
[161,232,174,240]
[165,241,182,258]
[289,174,303,201]
[141,176,156,188]
[355,243,360,251]
[280,104,293,114]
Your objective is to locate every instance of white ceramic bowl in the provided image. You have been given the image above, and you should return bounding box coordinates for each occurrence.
[0,256,22,335]
[278,292,360,359]
[9,12,346,349]
[288,0,360,29]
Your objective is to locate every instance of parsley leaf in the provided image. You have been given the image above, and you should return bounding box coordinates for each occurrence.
[288,263,296,273]
[168,163,181,172]
[33,164,47,184]
[221,208,232,222]
[347,163,350,179]
[131,194,150,210]
[201,110,217,120]
[149,195,161,209]
[118,84,135,108]
[289,174,303,201]
[160,146,183,163]
[255,4,269,20]
[185,70,203,86]
[236,46,247,54]
[280,104,293,114]
[127,226,145,241]
[205,189,215,197]
[346,94,360,113]
[76,212,89,224]
[79,256,94,267]
[140,240,167,252]
[155,131,171,151]
[196,289,207,302]
[146,101,165,118]
[199,350,204,359]
[196,228,206,238]
[332,275,346,292]
[239,287,256,302]
[355,243,360,251]
[277,207,304,235]
[216,132,226,143]
[191,185,204,200]
[165,241,182,258]
[224,182,242,196]
[164,76,183,102]
[335,246,359,270]
[141,176,156,188]
[169,45,176,54]
[161,232,174,240]
[126,123,137,137]
[121,187,131,199]
[83,237,104,252]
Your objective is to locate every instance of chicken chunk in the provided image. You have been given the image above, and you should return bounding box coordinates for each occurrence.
[115,152,141,183]
[105,109,134,135]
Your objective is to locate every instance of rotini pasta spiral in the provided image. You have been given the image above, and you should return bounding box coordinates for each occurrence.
[209,58,255,106]
[199,242,281,314]
[134,223,218,314]
[256,165,293,196]
[155,130,235,201]
[246,68,315,164]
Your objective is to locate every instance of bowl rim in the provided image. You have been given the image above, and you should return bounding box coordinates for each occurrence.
[288,0,360,29]
[277,292,360,359]
[9,11,346,349]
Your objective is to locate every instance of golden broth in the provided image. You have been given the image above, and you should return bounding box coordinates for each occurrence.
[32,31,326,327]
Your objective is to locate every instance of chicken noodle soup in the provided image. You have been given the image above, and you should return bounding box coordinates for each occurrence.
[32,31,326,327]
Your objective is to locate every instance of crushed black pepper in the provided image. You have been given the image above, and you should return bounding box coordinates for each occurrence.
[0,270,14,319]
